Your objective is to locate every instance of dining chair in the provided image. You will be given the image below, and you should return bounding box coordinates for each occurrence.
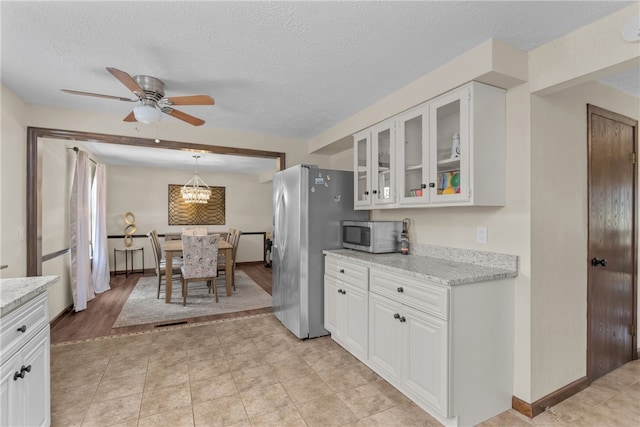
[182,227,208,236]
[217,229,241,291]
[180,233,220,305]
[217,227,235,268]
[147,231,182,299]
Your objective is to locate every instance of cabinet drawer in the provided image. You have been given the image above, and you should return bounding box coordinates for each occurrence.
[370,268,448,320]
[0,292,49,360]
[325,257,368,290]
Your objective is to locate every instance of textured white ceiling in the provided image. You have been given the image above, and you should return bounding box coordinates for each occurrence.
[1,1,636,173]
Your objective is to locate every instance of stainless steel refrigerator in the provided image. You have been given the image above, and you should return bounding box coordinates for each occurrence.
[272,165,368,339]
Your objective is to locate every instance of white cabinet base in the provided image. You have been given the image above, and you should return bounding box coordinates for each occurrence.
[0,292,50,427]
[325,253,514,427]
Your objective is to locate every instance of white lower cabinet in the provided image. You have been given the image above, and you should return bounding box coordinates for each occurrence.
[368,281,449,418]
[324,276,368,360]
[323,257,369,360]
[324,254,514,427]
[0,292,50,427]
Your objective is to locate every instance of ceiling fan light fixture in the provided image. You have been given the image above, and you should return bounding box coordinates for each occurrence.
[133,100,162,124]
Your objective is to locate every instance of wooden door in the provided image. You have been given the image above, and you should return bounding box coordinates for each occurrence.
[587,104,637,381]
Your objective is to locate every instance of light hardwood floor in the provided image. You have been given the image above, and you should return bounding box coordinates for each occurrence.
[49,263,639,426]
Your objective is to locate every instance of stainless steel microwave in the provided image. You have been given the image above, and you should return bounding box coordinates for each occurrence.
[342,220,402,253]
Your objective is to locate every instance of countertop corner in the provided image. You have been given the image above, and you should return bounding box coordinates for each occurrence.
[0,275,59,318]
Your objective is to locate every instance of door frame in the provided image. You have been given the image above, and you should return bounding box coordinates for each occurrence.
[586,104,638,380]
[26,127,286,277]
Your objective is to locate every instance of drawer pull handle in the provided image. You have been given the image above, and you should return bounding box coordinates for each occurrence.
[339,269,345,274]
[400,316,406,323]
[397,287,404,293]
[16,325,27,333]
[393,313,400,319]
[337,288,343,294]
[13,365,31,381]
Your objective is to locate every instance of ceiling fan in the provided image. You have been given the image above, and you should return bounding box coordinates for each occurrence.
[61,67,214,126]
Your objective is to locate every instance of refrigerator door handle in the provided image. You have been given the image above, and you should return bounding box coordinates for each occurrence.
[275,189,287,257]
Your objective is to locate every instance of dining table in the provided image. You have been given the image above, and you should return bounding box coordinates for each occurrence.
[163,239,233,303]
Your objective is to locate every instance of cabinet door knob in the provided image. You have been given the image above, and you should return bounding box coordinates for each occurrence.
[393,313,400,319]
[337,288,342,294]
[400,316,406,323]
[397,287,404,293]
[16,325,27,333]
[429,183,435,188]
[12,365,31,381]
[364,191,369,196]
[372,190,378,194]
[339,269,345,274]
[421,184,427,189]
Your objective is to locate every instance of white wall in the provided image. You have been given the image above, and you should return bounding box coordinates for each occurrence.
[106,164,273,270]
[530,80,639,401]
[2,98,333,321]
[0,86,28,278]
[525,2,639,402]
[41,140,75,319]
[26,103,333,172]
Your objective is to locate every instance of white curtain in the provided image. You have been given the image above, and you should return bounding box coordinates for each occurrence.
[91,163,111,294]
[70,150,95,311]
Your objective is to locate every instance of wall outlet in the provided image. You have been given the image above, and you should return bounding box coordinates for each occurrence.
[476,226,488,244]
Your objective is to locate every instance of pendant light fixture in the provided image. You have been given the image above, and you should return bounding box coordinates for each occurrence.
[181,155,211,204]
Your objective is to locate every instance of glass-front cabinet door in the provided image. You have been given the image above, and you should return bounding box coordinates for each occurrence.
[397,106,429,205]
[429,86,470,204]
[371,120,396,206]
[353,131,371,208]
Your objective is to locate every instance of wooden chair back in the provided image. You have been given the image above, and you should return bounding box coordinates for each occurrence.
[147,232,161,272]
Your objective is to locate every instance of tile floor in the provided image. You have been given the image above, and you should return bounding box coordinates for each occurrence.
[50,314,640,427]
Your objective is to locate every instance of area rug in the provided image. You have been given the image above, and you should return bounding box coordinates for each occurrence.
[112,271,272,328]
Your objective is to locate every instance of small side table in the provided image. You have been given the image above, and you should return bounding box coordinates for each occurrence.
[114,246,144,277]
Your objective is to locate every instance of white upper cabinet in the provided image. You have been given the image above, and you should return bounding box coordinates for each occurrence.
[428,86,470,204]
[353,81,506,209]
[396,105,429,205]
[428,82,505,206]
[371,120,396,206]
[353,119,397,209]
[353,131,372,208]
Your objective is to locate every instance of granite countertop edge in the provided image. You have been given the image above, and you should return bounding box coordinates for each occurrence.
[323,249,518,286]
[0,276,60,318]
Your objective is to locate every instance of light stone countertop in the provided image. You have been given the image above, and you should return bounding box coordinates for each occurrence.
[0,276,59,318]
[323,248,518,286]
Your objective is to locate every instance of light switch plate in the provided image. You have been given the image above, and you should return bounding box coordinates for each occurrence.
[476,226,488,244]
